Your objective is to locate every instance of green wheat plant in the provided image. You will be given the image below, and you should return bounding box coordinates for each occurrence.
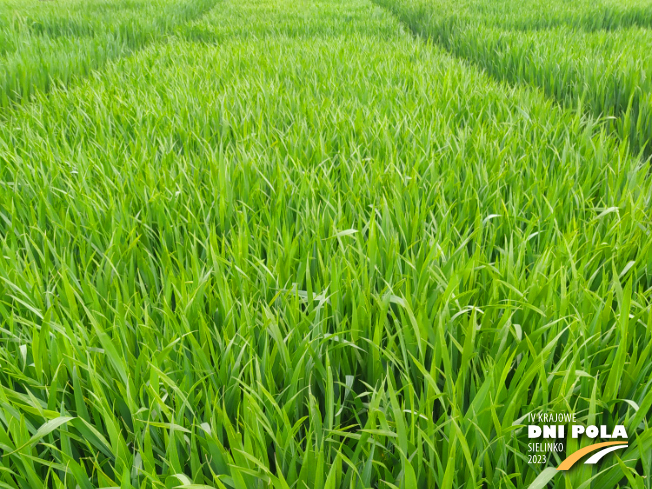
[387,0,652,31]
[0,0,650,487]
[375,0,652,156]
[0,0,217,110]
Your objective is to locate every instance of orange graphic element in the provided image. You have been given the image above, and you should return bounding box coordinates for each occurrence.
[557,442,628,470]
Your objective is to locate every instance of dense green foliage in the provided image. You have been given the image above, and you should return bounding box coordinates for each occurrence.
[401,0,652,31]
[0,0,651,488]
[375,0,652,156]
[0,0,216,109]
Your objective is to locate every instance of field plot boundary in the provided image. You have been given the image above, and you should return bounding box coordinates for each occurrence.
[372,0,652,159]
[0,0,220,115]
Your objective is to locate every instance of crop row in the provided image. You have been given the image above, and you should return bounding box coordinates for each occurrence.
[0,0,216,110]
[414,0,652,31]
[375,0,652,156]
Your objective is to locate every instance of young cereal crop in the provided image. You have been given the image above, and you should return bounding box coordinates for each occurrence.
[375,0,652,156]
[0,0,217,109]
[396,0,652,31]
[0,0,650,488]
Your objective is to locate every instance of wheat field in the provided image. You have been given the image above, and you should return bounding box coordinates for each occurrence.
[0,0,651,487]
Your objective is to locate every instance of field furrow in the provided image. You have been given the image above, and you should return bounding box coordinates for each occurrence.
[0,0,218,111]
[374,0,652,156]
